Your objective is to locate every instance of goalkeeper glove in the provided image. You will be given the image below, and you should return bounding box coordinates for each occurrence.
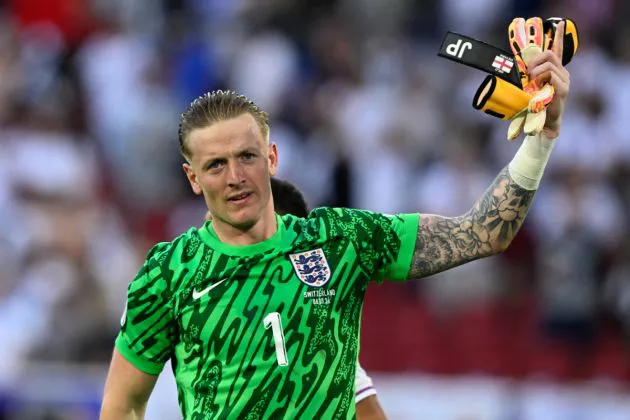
[473,17,578,140]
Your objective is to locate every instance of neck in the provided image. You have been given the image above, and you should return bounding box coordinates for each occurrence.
[211,207,277,246]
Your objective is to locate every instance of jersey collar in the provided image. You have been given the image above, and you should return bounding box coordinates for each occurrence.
[199,214,284,256]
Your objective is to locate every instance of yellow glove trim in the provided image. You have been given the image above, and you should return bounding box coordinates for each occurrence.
[473,75,531,120]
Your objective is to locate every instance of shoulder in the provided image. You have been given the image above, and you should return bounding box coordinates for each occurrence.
[291,207,357,238]
[144,226,205,263]
[307,207,375,227]
[302,208,398,252]
[135,226,207,290]
[309,207,399,223]
[276,209,354,247]
[278,208,411,248]
[308,207,402,235]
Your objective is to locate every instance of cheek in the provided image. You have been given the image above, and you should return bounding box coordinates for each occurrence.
[198,177,222,201]
[249,164,271,191]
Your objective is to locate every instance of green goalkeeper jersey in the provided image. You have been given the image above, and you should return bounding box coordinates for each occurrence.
[116,207,419,419]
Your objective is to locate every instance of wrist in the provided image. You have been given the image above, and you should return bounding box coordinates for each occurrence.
[542,119,561,139]
[508,133,556,190]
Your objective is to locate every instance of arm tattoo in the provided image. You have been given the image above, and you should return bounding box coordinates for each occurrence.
[409,166,536,279]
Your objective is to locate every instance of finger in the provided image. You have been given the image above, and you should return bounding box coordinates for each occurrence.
[541,72,570,98]
[552,21,565,61]
[527,51,567,92]
[532,71,569,97]
[528,50,563,72]
[528,61,569,85]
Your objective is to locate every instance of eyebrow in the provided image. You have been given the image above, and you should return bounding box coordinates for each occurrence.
[202,147,260,164]
[202,157,226,168]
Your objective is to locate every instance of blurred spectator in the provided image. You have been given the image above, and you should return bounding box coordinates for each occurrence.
[603,235,630,358]
[1,0,630,416]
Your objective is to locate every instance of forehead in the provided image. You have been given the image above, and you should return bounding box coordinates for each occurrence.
[187,113,265,159]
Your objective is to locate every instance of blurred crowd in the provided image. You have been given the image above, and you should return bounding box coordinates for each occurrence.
[1,0,630,401]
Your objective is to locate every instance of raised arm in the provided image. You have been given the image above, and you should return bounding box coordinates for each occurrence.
[409,165,535,278]
[409,21,570,279]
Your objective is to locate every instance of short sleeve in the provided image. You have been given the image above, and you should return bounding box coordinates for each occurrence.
[374,212,419,281]
[313,208,419,282]
[115,243,175,375]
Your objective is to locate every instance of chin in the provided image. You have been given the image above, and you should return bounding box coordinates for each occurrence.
[227,210,260,230]
[231,218,258,231]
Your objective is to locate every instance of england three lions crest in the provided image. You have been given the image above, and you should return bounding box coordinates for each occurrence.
[289,248,331,287]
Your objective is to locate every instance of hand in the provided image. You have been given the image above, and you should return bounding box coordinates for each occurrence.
[471,18,576,141]
[527,21,571,139]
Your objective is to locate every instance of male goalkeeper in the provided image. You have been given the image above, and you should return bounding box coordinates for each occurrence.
[100,19,571,420]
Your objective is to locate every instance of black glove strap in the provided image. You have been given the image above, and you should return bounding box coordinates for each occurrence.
[438,31,522,88]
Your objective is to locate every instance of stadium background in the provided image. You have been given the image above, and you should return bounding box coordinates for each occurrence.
[1,0,630,418]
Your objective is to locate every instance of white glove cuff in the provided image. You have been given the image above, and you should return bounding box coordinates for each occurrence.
[508,133,555,190]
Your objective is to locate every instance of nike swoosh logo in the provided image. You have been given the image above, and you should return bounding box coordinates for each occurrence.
[192,278,228,300]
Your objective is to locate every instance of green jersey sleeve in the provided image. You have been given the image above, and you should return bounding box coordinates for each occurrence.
[313,208,419,282]
[115,242,175,375]
[375,212,420,282]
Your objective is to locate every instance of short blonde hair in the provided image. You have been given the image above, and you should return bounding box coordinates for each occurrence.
[178,90,270,160]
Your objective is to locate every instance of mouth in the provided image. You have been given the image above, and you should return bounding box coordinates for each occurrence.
[227,191,253,205]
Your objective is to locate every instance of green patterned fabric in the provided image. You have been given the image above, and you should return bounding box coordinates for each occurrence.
[116,208,419,419]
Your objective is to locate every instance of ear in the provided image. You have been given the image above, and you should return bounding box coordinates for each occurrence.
[268,142,278,177]
[183,163,203,195]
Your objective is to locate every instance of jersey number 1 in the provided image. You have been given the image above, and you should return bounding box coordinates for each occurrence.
[263,312,288,366]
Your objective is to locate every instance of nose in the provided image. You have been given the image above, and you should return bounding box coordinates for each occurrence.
[226,160,245,187]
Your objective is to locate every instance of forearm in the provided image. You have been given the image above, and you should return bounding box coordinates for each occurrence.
[410,166,535,277]
[409,134,554,278]
[356,395,387,420]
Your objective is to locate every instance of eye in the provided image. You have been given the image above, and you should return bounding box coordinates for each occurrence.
[205,160,224,171]
[241,152,256,161]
